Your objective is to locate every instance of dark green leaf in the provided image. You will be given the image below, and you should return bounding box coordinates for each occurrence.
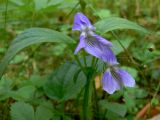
[106,110,125,120]
[99,100,127,117]
[44,62,86,101]
[124,91,135,109]
[108,91,123,101]
[29,74,47,88]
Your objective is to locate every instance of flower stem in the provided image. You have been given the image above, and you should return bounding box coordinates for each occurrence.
[75,55,98,120]
[83,53,87,67]
[82,71,93,120]
[91,57,96,66]
[92,79,99,119]
[82,79,90,120]
[74,55,86,74]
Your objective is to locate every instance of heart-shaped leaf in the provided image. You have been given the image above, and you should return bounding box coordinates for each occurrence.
[44,62,86,101]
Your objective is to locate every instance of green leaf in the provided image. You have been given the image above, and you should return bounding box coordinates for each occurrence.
[0,47,6,53]
[108,91,123,101]
[47,0,64,6]
[29,74,46,88]
[34,0,48,10]
[10,85,36,101]
[0,77,13,101]
[112,37,134,55]
[10,0,25,6]
[10,101,54,120]
[10,53,28,64]
[95,17,148,34]
[44,62,86,101]
[35,103,53,120]
[151,98,159,106]
[124,91,135,109]
[106,110,124,120]
[94,9,111,19]
[0,28,74,78]
[10,102,35,120]
[134,88,148,99]
[131,42,159,63]
[99,100,127,117]
[51,44,67,56]
[34,0,63,10]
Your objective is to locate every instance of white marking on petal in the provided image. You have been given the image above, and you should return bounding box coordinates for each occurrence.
[81,25,86,31]
[81,32,86,37]
[88,31,94,36]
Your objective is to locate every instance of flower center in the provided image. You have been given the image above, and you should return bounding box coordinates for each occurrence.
[110,68,121,81]
[110,67,123,89]
[86,36,96,47]
[81,25,95,36]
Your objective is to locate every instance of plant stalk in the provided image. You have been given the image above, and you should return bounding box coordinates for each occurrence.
[82,80,89,120]
[82,72,93,120]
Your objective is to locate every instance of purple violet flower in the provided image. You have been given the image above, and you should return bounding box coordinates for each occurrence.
[102,65,136,94]
[72,12,117,65]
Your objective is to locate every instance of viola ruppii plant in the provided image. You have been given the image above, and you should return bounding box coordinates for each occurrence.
[73,12,135,94]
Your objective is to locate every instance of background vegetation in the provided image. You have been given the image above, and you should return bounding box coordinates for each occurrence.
[0,0,160,120]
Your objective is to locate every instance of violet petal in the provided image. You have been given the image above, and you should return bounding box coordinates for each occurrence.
[102,69,121,94]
